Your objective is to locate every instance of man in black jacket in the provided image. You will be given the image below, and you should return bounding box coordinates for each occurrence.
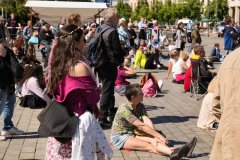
[95,8,125,128]
[0,40,24,141]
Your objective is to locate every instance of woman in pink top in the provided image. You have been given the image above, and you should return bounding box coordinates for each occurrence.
[45,24,112,160]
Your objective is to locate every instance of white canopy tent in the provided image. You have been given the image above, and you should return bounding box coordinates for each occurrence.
[25,1,108,27]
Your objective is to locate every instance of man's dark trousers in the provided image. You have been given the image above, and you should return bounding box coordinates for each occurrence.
[97,63,118,123]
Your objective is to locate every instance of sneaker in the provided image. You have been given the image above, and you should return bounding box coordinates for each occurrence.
[186,137,197,157]
[170,144,189,160]
[1,127,24,136]
[98,118,112,129]
[0,135,7,141]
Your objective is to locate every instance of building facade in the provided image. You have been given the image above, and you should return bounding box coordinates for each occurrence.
[228,0,240,24]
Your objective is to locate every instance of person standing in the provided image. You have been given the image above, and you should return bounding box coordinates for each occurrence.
[176,22,186,51]
[94,8,125,128]
[0,16,5,40]
[57,17,66,30]
[223,17,239,55]
[209,47,240,160]
[22,20,33,54]
[128,22,137,49]
[0,39,24,141]
[191,24,202,48]
[138,17,147,46]
[5,13,21,40]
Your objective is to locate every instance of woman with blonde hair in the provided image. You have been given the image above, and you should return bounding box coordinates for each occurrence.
[173,51,188,83]
[166,50,178,79]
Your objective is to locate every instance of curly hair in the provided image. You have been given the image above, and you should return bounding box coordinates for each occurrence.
[47,24,83,92]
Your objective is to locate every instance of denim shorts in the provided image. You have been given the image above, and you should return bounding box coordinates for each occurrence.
[110,134,134,149]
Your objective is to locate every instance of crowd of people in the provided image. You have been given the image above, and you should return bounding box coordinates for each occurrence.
[0,7,239,160]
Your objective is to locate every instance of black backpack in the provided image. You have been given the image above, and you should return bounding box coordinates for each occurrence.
[88,27,111,68]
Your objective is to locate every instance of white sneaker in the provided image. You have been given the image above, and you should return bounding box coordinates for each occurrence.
[1,127,24,136]
[0,135,7,141]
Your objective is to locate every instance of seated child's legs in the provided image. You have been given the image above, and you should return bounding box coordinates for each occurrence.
[122,136,158,154]
[134,135,174,155]
[114,85,127,96]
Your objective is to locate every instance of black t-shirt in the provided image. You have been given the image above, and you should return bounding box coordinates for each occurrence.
[7,19,19,28]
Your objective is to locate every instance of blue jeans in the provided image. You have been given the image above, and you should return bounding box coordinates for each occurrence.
[0,89,16,130]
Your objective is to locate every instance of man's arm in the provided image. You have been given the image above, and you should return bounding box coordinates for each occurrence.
[226,27,239,40]
[132,119,166,143]
[108,30,125,65]
[142,116,155,129]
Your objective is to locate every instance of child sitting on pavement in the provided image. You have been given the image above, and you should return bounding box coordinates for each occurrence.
[115,60,136,96]
[111,84,197,160]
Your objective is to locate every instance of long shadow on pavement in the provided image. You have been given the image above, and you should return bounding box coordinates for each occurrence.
[145,105,165,111]
[151,116,198,124]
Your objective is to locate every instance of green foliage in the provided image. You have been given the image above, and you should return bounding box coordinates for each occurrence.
[184,0,202,20]
[150,0,163,22]
[204,0,228,21]
[116,0,132,21]
[131,0,150,21]
[0,0,30,25]
[131,0,202,24]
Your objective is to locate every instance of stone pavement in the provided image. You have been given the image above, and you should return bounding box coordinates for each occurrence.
[0,69,216,160]
[0,35,222,160]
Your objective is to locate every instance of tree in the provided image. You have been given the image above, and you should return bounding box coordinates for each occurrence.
[159,0,172,24]
[205,0,228,21]
[150,0,163,22]
[184,0,202,21]
[0,0,30,25]
[116,0,132,21]
[131,0,150,21]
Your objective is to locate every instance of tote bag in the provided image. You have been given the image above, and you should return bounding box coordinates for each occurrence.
[37,100,78,143]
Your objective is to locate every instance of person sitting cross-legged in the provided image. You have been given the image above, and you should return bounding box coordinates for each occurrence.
[110,84,197,160]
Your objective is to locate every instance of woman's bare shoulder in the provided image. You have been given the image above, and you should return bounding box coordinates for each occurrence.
[69,62,90,77]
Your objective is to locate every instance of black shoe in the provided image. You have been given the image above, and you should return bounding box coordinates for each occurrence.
[170,144,189,160]
[186,137,197,158]
[98,118,112,129]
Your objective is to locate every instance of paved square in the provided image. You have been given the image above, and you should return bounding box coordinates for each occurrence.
[0,35,222,160]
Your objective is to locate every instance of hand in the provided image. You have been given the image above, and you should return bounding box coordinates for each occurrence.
[156,135,167,144]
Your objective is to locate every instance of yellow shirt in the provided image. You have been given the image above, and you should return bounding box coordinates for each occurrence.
[134,50,147,69]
